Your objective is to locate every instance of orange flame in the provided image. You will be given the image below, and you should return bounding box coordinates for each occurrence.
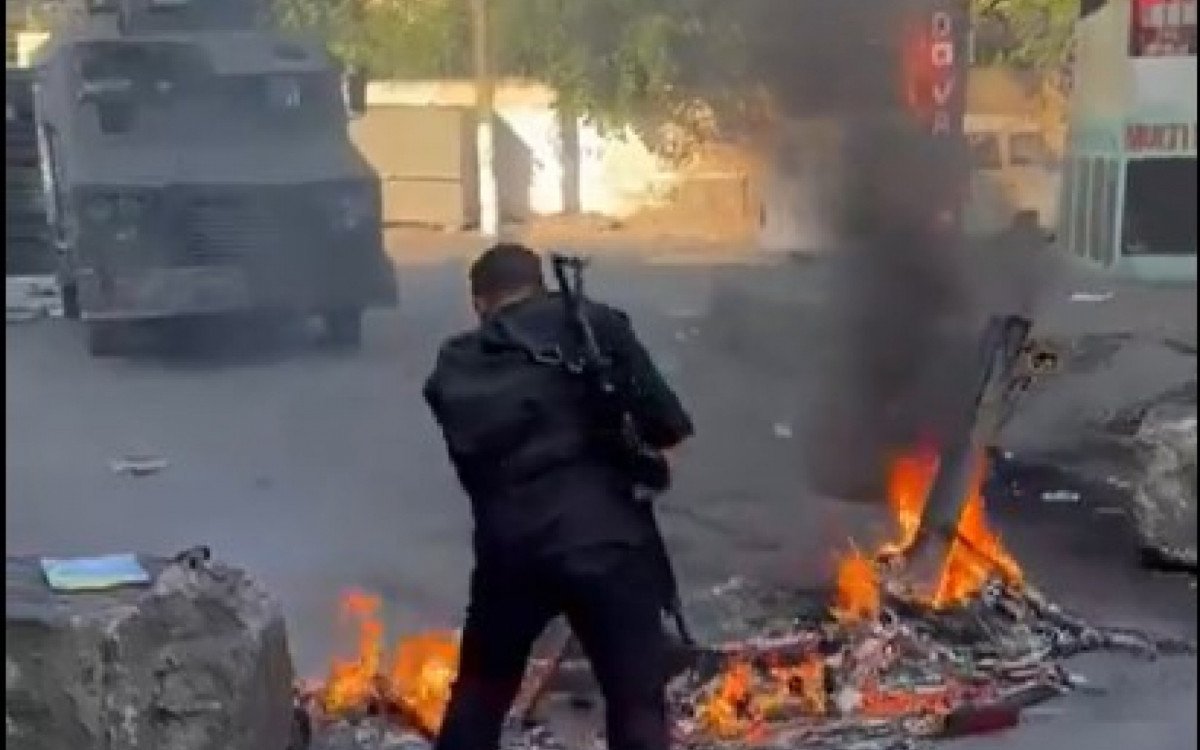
[696,653,828,736]
[697,660,755,737]
[318,590,460,736]
[832,546,881,622]
[386,631,459,735]
[323,589,385,714]
[836,445,1024,616]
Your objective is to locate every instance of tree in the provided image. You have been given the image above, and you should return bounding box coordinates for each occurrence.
[272,0,740,131]
[272,0,471,77]
[971,0,1080,70]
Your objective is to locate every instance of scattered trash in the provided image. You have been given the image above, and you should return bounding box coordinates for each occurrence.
[773,422,794,439]
[1068,291,1114,303]
[663,576,1192,749]
[109,455,169,477]
[299,572,1194,750]
[1040,490,1081,503]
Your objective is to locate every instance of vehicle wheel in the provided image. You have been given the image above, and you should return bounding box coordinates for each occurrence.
[86,322,123,357]
[60,281,80,320]
[322,309,362,349]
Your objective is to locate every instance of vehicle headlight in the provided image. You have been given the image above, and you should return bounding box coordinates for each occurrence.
[333,190,372,231]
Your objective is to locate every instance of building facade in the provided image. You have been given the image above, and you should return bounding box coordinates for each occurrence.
[1062,0,1196,280]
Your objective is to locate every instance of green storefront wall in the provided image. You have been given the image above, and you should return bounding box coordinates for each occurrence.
[1061,111,1196,282]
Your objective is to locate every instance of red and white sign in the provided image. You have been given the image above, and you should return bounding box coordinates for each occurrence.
[902,9,960,136]
[1124,122,1198,152]
[1130,0,1198,57]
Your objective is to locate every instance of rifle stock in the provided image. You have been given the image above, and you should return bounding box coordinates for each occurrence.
[549,252,695,646]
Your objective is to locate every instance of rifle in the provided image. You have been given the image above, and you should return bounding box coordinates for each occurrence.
[549,252,696,647]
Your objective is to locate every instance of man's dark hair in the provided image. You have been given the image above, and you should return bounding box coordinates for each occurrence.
[469,243,545,299]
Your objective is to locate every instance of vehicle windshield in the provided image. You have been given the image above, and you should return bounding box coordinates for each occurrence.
[75,41,343,140]
[967,132,1003,170]
[1009,132,1057,168]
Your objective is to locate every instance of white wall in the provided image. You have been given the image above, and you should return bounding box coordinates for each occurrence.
[364,79,677,219]
[14,31,50,68]
[1132,56,1198,116]
[1072,0,1198,122]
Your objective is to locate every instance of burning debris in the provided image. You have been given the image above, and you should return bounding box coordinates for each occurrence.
[291,316,1191,750]
[295,589,460,743]
[297,446,1193,750]
[668,446,1192,749]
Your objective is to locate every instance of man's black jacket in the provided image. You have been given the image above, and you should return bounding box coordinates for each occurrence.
[423,292,694,561]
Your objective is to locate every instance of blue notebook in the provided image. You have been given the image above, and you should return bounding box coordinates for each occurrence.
[40,554,151,592]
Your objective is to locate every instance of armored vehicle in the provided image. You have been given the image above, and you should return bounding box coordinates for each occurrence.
[32,0,397,354]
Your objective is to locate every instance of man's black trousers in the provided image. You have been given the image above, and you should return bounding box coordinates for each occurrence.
[434,543,669,750]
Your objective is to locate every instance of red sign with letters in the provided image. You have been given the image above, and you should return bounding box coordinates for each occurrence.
[1130,0,1198,57]
[1124,122,1197,152]
[902,9,961,136]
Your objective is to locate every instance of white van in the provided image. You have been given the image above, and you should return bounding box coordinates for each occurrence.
[962,115,1063,239]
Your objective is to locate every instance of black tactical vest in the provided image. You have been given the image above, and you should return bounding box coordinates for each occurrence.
[428,302,598,497]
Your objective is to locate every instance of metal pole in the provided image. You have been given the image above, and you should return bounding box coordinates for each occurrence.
[470,0,499,237]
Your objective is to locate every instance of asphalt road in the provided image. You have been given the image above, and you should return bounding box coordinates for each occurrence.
[5,254,1196,750]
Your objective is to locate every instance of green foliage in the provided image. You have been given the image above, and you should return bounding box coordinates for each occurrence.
[971,0,1080,70]
[272,0,470,77]
[495,0,703,125]
[271,0,736,127]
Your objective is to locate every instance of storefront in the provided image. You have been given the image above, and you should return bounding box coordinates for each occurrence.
[1060,0,1196,280]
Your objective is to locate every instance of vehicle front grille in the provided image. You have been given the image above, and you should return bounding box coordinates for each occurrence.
[182,196,280,265]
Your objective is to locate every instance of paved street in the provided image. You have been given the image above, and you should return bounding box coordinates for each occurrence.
[5,250,1196,749]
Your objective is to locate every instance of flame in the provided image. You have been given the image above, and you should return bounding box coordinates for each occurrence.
[323,589,386,714]
[697,660,755,737]
[696,654,827,736]
[317,590,460,736]
[832,546,880,622]
[386,631,459,735]
[836,445,1024,616]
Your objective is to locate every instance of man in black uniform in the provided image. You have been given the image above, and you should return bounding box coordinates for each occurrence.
[423,243,694,750]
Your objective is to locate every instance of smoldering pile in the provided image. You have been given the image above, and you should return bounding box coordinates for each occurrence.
[293,571,1192,750]
[667,574,1193,750]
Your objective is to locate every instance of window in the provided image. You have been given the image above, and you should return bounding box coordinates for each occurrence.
[967,133,1003,170]
[1072,158,1092,258]
[1088,158,1109,263]
[1097,160,1120,266]
[265,76,303,110]
[1122,158,1198,255]
[1059,158,1078,253]
[1009,132,1055,167]
[1130,0,1197,57]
